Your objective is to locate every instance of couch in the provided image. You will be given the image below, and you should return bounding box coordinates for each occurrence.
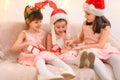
[0,22,120,80]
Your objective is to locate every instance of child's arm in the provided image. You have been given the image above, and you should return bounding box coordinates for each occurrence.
[41,30,47,48]
[11,31,37,52]
[11,31,26,52]
[98,26,110,48]
[73,29,84,44]
[46,33,52,51]
[74,26,110,50]
[65,29,84,46]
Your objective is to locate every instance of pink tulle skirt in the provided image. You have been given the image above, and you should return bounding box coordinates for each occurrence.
[87,43,120,59]
[18,51,57,66]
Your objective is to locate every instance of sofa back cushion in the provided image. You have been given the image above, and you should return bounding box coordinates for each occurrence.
[0,22,119,61]
[0,22,26,61]
[0,22,81,61]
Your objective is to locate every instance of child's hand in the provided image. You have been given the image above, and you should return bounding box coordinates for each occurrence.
[55,52,61,55]
[65,39,74,46]
[73,46,83,50]
[61,49,68,53]
[38,44,46,50]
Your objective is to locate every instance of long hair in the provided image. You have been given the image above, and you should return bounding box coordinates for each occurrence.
[93,16,111,33]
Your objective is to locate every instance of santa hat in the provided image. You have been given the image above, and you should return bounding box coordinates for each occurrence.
[83,0,105,16]
[49,1,71,47]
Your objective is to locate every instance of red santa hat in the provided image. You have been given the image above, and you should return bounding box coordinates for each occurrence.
[50,9,68,25]
[83,0,105,16]
[49,1,71,47]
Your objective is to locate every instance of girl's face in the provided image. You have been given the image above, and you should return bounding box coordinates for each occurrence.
[28,20,42,32]
[84,11,96,22]
[54,20,67,36]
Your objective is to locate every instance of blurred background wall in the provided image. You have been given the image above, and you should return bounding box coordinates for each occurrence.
[0,0,120,40]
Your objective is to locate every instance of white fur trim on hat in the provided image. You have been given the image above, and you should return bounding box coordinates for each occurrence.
[83,3,104,16]
[50,13,71,46]
[50,13,68,24]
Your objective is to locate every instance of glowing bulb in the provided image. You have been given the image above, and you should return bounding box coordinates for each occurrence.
[4,0,9,12]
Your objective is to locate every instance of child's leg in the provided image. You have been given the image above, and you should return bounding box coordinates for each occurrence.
[94,57,112,80]
[35,59,64,80]
[59,50,78,65]
[47,57,76,79]
[107,54,120,80]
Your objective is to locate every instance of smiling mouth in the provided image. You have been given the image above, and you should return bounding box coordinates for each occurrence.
[59,31,64,33]
[36,26,40,28]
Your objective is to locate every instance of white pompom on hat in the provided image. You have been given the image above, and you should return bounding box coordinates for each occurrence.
[83,0,105,16]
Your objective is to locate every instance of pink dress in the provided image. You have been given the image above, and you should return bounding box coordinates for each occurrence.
[82,25,120,59]
[18,30,56,66]
[51,37,78,62]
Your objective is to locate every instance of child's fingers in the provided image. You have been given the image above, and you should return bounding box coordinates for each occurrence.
[65,41,72,46]
[38,44,45,48]
[26,41,38,47]
[65,40,69,45]
[73,46,81,50]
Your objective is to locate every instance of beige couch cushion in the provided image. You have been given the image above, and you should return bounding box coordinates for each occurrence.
[0,22,118,80]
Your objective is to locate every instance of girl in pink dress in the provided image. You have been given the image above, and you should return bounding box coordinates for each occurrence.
[11,2,75,80]
[47,1,95,69]
[66,0,120,80]
[47,1,95,70]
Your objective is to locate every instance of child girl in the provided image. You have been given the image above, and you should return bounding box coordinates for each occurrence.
[66,0,120,80]
[47,2,95,69]
[11,2,75,80]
